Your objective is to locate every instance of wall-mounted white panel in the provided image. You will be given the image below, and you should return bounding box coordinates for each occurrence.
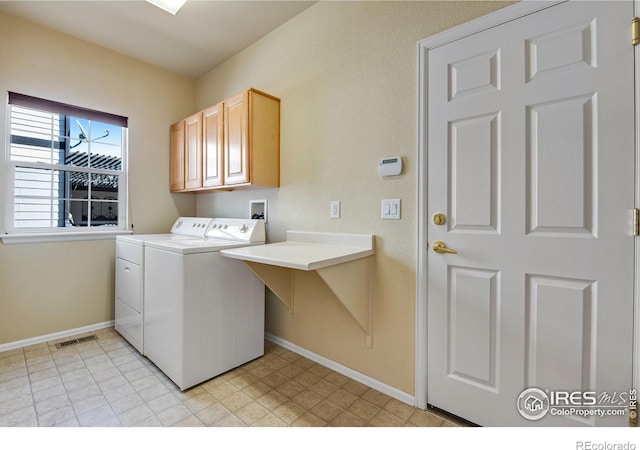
[526,19,596,82]
[448,266,499,391]
[526,94,596,237]
[448,49,501,101]
[449,112,500,233]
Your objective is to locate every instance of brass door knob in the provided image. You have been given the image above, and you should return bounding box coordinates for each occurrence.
[432,213,446,226]
[433,241,457,254]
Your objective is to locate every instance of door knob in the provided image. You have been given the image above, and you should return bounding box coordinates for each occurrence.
[433,241,457,254]
[432,213,446,226]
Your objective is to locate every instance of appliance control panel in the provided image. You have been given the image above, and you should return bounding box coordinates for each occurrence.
[206,218,266,243]
[170,217,214,237]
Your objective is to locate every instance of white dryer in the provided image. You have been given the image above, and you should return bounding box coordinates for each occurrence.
[143,218,266,390]
[114,217,214,353]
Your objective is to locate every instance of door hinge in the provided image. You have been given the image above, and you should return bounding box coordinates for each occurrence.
[633,17,640,46]
[634,208,640,236]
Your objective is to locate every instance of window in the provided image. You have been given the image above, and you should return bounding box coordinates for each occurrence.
[3,92,128,242]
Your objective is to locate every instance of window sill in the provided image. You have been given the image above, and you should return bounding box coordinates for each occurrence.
[0,229,133,244]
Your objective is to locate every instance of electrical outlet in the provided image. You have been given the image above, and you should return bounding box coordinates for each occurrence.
[381,199,400,220]
[330,201,341,219]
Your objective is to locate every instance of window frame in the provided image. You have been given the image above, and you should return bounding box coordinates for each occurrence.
[2,92,131,244]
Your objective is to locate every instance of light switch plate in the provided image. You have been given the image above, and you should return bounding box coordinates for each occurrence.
[382,199,400,220]
[330,200,341,219]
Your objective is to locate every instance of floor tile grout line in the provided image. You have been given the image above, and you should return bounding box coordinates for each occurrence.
[21,346,42,427]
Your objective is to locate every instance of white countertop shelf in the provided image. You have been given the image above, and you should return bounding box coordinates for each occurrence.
[221,231,375,347]
[220,231,374,270]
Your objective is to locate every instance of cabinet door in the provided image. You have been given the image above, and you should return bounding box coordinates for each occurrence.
[184,112,203,189]
[169,120,185,192]
[203,103,224,187]
[224,91,250,185]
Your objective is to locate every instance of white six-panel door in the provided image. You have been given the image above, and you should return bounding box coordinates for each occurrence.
[425,1,635,426]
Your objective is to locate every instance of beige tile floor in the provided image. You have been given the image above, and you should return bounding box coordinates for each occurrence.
[0,327,461,427]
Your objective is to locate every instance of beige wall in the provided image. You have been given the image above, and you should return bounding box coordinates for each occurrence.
[0,12,197,345]
[195,1,511,395]
[0,1,513,394]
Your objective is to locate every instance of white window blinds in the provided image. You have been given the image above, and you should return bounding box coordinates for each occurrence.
[7,93,128,231]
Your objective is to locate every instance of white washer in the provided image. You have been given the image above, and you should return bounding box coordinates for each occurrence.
[114,217,214,353]
[143,218,266,390]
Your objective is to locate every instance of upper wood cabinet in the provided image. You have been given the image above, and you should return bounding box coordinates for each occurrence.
[169,88,280,193]
[202,103,224,188]
[224,89,281,188]
[224,91,249,186]
[184,112,202,190]
[169,120,185,192]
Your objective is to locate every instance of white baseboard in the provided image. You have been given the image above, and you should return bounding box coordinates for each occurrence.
[0,320,115,353]
[265,332,416,407]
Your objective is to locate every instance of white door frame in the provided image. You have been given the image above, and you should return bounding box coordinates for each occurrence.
[634,0,640,411]
[415,0,640,411]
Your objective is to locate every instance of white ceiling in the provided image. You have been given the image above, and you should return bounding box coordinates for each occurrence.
[0,0,316,78]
